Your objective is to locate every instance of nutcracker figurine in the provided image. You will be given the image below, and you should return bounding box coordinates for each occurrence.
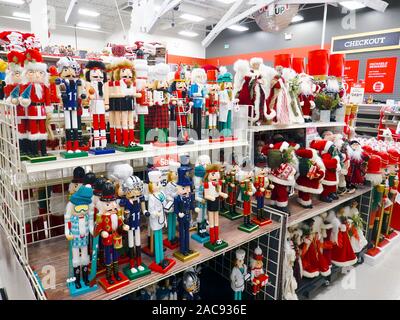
[230,249,250,300]
[119,175,151,280]
[20,49,56,162]
[221,162,242,220]
[85,61,114,154]
[173,166,200,262]
[250,246,269,299]
[94,181,130,291]
[147,170,176,273]
[64,184,97,295]
[205,70,220,139]
[203,163,229,252]
[56,57,87,158]
[133,58,150,144]
[217,67,234,137]
[189,68,207,140]
[253,159,274,226]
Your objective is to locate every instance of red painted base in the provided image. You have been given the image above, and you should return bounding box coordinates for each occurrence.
[97,273,130,293]
[163,239,179,250]
[142,246,154,257]
[378,238,390,249]
[153,142,177,148]
[148,258,176,274]
[209,136,237,143]
[366,247,381,257]
[385,231,399,240]
[251,218,272,226]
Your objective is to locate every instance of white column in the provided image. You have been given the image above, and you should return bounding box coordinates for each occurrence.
[29,0,49,47]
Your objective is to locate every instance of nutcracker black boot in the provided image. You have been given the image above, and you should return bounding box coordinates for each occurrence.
[40,139,48,156]
[129,247,135,270]
[73,267,82,289]
[136,246,142,268]
[105,264,114,285]
[113,261,122,281]
[82,265,89,287]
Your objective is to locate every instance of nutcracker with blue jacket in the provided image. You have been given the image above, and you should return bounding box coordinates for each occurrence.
[56,57,86,156]
[253,158,274,225]
[94,181,130,288]
[189,68,207,140]
[205,69,220,138]
[217,67,234,136]
[147,170,176,273]
[64,184,95,293]
[119,175,151,279]
[230,249,250,300]
[173,166,200,261]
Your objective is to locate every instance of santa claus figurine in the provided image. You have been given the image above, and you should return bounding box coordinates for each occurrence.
[298,73,316,122]
[346,140,369,192]
[344,203,368,256]
[295,148,325,209]
[250,246,269,298]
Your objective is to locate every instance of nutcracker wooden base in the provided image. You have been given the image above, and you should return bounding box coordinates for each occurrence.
[204,240,229,252]
[251,217,273,227]
[385,230,399,241]
[97,273,129,293]
[163,239,179,250]
[89,148,116,155]
[221,210,243,221]
[189,226,197,232]
[148,258,176,274]
[377,238,390,249]
[114,145,144,152]
[173,250,200,262]
[20,155,29,161]
[28,154,57,163]
[209,136,237,143]
[122,264,151,280]
[60,151,88,159]
[68,282,98,297]
[191,233,210,244]
[152,141,177,148]
[238,223,259,233]
[96,257,130,276]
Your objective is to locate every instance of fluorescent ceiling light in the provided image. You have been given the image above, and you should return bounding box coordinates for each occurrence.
[180,13,204,22]
[0,0,25,4]
[339,1,366,10]
[154,5,161,11]
[228,24,249,32]
[178,30,198,37]
[76,22,101,29]
[78,9,100,17]
[216,0,237,4]
[291,15,304,23]
[12,12,30,19]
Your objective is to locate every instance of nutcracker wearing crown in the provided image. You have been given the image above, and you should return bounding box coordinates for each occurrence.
[238,165,257,229]
[94,182,129,284]
[295,148,325,209]
[4,51,28,155]
[85,61,109,150]
[205,70,220,135]
[19,49,53,158]
[346,140,369,190]
[189,68,207,140]
[56,57,85,154]
[217,67,234,134]
[204,164,228,246]
[170,66,189,138]
[254,159,274,222]
[64,184,94,289]
[230,249,250,300]
[298,73,316,122]
[250,246,269,297]
[119,175,148,274]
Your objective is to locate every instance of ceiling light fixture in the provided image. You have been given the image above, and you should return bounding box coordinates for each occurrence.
[339,1,367,10]
[0,0,25,4]
[12,11,30,19]
[216,0,237,4]
[78,9,100,17]
[178,30,199,37]
[228,24,249,32]
[291,15,304,23]
[180,13,204,22]
[76,22,101,29]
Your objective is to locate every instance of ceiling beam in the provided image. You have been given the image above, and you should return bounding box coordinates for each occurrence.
[147,0,183,33]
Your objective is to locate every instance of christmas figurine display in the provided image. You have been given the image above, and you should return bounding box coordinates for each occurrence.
[64,184,97,296]
[119,175,151,280]
[56,57,87,158]
[230,249,250,300]
[189,68,207,140]
[298,73,316,122]
[203,163,229,252]
[250,246,269,299]
[173,166,200,262]
[253,159,273,226]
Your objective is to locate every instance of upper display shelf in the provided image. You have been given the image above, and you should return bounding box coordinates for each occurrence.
[249,121,347,133]
[0,51,102,64]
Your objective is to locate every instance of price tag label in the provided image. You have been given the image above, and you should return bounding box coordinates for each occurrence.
[153,154,178,168]
[349,83,365,104]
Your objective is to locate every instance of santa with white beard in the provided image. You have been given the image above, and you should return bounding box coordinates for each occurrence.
[298,73,316,122]
[346,140,369,191]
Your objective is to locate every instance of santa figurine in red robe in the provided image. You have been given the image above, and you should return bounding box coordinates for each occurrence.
[346,140,369,192]
[298,73,316,122]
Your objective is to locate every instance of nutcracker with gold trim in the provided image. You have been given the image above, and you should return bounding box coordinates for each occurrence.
[237,166,259,233]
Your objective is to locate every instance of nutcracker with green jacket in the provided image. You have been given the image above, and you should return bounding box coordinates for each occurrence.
[237,166,258,232]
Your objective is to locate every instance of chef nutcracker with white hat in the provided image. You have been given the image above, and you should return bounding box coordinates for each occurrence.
[173,166,200,261]
[253,158,274,225]
[205,69,220,138]
[64,184,95,292]
[189,68,207,140]
[94,181,130,288]
[250,246,269,298]
[147,169,176,272]
[230,248,250,300]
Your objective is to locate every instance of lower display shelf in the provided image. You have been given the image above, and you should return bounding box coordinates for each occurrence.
[28,215,280,300]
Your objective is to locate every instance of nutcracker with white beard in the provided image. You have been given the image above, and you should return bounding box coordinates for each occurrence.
[298,73,316,122]
[346,140,369,192]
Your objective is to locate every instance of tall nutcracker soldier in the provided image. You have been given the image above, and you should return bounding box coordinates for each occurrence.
[203,163,229,252]
[56,57,87,158]
[205,70,220,139]
[237,166,259,233]
[253,159,274,226]
[94,181,130,291]
[172,166,200,261]
[250,246,269,299]
[217,67,234,136]
[189,68,207,140]
[133,58,150,144]
[222,162,242,220]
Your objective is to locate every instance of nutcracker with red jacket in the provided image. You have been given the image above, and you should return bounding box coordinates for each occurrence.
[94,181,130,290]
[56,57,86,157]
[346,140,369,191]
[267,141,297,214]
[298,73,316,122]
[253,158,273,225]
[4,51,28,157]
[295,148,325,209]
[203,163,229,251]
[205,68,220,138]
[250,246,269,298]
[310,139,341,203]
[20,49,55,161]
[85,61,113,154]
[133,58,150,144]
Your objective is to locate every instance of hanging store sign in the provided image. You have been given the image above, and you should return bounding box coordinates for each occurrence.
[365,57,397,94]
[343,60,359,94]
[331,28,400,54]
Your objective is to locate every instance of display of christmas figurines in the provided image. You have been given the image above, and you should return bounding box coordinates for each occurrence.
[230,248,250,300]
[250,246,269,299]
[108,59,143,152]
[56,57,87,158]
[253,158,273,226]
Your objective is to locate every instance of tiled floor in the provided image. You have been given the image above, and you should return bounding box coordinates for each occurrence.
[314,239,400,300]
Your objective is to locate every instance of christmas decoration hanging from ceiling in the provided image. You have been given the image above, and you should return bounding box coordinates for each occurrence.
[253,4,299,33]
